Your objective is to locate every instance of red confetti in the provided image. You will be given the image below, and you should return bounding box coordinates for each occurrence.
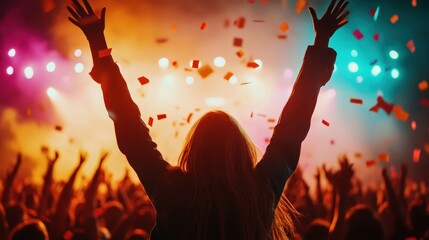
[224,72,233,80]
[420,99,429,107]
[413,148,421,163]
[353,29,364,40]
[98,48,112,58]
[392,106,409,122]
[277,34,287,39]
[366,160,377,168]
[330,140,335,145]
[411,121,417,131]
[233,38,243,47]
[322,119,330,127]
[424,144,429,154]
[236,50,245,58]
[378,153,390,162]
[157,114,167,120]
[192,60,200,68]
[374,33,379,41]
[138,76,150,85]
[350,98,363,104]
[407,40,416,53]
[369,8,376,16]
[369,96,394,115]
[172,61,178,68]
[55,125,63,131]
[235,17,245,28]
[156,38,168,44]
[186,113,193,123]
[200,22,207,30]
[148,117,154,127]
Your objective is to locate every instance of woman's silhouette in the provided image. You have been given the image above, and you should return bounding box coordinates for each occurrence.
[67,0,349,239]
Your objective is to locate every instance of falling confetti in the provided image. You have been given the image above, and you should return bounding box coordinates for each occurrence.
[378,153,390,162]
[197,64,214,78]
[148,117,154,127]
[280,22,289,32]
[200,22,207,30]
[353,29,364,40]
[322,119,330,127]
[295,0,307,13]
[350,98,363,104]
[392,106,410,122]
[374,33,379,41]
[407,40,416,53]
[390,14,399,24]
[233,38,243,47]
[192,60,200,68]
[224,72,233,80]
[418,80,428,91]
[138,76,150,85]
[366,160,377,168]
[236,50,245,58]
[370,96,394,115]
[413,149,421,163]
[235,17,245,28]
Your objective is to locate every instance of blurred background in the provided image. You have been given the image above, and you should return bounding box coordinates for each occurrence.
[0,0,428,186]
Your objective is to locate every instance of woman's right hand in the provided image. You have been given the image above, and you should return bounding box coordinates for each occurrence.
[67,0,106,39]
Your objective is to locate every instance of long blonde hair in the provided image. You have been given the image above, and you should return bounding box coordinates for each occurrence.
[178,110,297,239]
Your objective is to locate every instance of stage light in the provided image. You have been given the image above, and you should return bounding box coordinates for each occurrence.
[253,59,263,70]
[158,58,169,69]
[24,66,34,79]
[214,57,226,68]
[205,97,226,107]
[389,50,399,60]
[185,76,194,85]
[351,50,358,57]
[371,65,381,76]
[348,62,358,73]
[46,62,56,72]
[356,76,364,83]
[6,66,14,75]
[47,87,58,98]
[74,49,82,57]
[283,68,293,79]
[8,48,16,57]
[391,68,399,79]
[74,63,84,73]
[229,76,238,85]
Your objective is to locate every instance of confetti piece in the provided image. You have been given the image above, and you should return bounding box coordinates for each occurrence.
[192,60,200,68]
[267,118,276,123]
[392,106,409,122]
[240,82,253,86]
[277,34,287,40]
[353,29,364,40]
[378,153,390,162]
[250,112,254,118]
[174,130,179,138]
[374,33,379,41]
[248,0,255,3]
[407,40,415,53]
[366,160,377,168]
[197,64,214,78]
[247,61,260,68]
[424,144,429,154]
[369,96,394,115]
[253,20,265,23]
[55,125,63,131]
[355,152,362,158]
[224,19,230,28]
[41,146,49,153]
[156,38,168,44]
[390,14,399,24]
[374,6,380,21]
[420,99,429,107]
[172,61,178,68]
[233,38,243,47]
[236,50,245,58]
[413,148,421,163]
[280,22,289,32]
[186,113,193,123]
[257,113,267,117]
[390,165,398,179]
[369,8,376,16]
[235,17,246,28]
[200,22,207,30]
[411,121,417,130]
[418,80,428,91]
[330,140,335,145]
[295,0,307,13]
[350,98,363,104]
[412,0,417,7]
[98,48,112,58]
[157,114,167,120]
[224,72,234,80]
[370,59,378,65]
[322,119,330,127]
[138,76,150,85]
[148,117,154,127]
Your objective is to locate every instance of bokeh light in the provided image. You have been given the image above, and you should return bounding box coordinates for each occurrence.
[348,62,359,73]
[46,62,56,72]
[213,57,226,68]
[8,48,16,57]
[229,76,238,85]
[351,49,358,57]
[6,66,14,75]
[24,66,34,79]
[389,50,399,60]
[391,68,400,79]
[74,49,82,57]
[185,76,194,85]
[371,65,381,76]
[74,63,84,73]
[158,58,170,69]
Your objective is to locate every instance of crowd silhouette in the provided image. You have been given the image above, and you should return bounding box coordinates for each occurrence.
[1,0,428,239]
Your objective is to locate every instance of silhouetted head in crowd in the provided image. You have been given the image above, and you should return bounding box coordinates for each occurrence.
[125,228,149,240]
[303,218,329,240]
[101,201,124,232]
[408,196,429,238]
[5,203,26,231]
[345,204,384,240]
[9,219,49,240]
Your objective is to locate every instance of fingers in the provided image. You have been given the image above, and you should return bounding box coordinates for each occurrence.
[337,10,350,22]
[334,1,349,16]
[72,0,88,16]
[100,7,106,20]
[68,17,80,27]
[67,6,80,20]
[332,0,345,16]
[82,0,94,14]
[326,0,337,14]
[308,7,318,22]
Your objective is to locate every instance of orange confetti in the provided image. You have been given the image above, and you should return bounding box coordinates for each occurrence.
[267,118,276,123]
[277,34,287,39]
[413,149,421,163]
[55,125,63,131]
[411,121,417,131]
[354,152,362,158]
[366,160,377,168]
[138,76,150,85]
[240,82,253,86]
[224,72,234,80]
[233,38,243,47]
[412,0,417,7]
[157,114,167,120]
[98,48,112,58]
[418,80,428,91]
[424,144,429,154]
[280,22,289,32]
[156,38,168,44]
[236,50,245,58]
[197,64,214,78]
[390,14,399,24]
[393,106,409,122]
[148,117,154,127]
[295,0,307,13]
[172,61,178,68]
[407,40,416,53]
[186,113,193,123]
[247,61,260,68]
[192,60,200,68]
[200,22,207,30]
[253,20,265,23]
[322,119,330,127]
[378,153,390,162]
[350,98,363,104]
